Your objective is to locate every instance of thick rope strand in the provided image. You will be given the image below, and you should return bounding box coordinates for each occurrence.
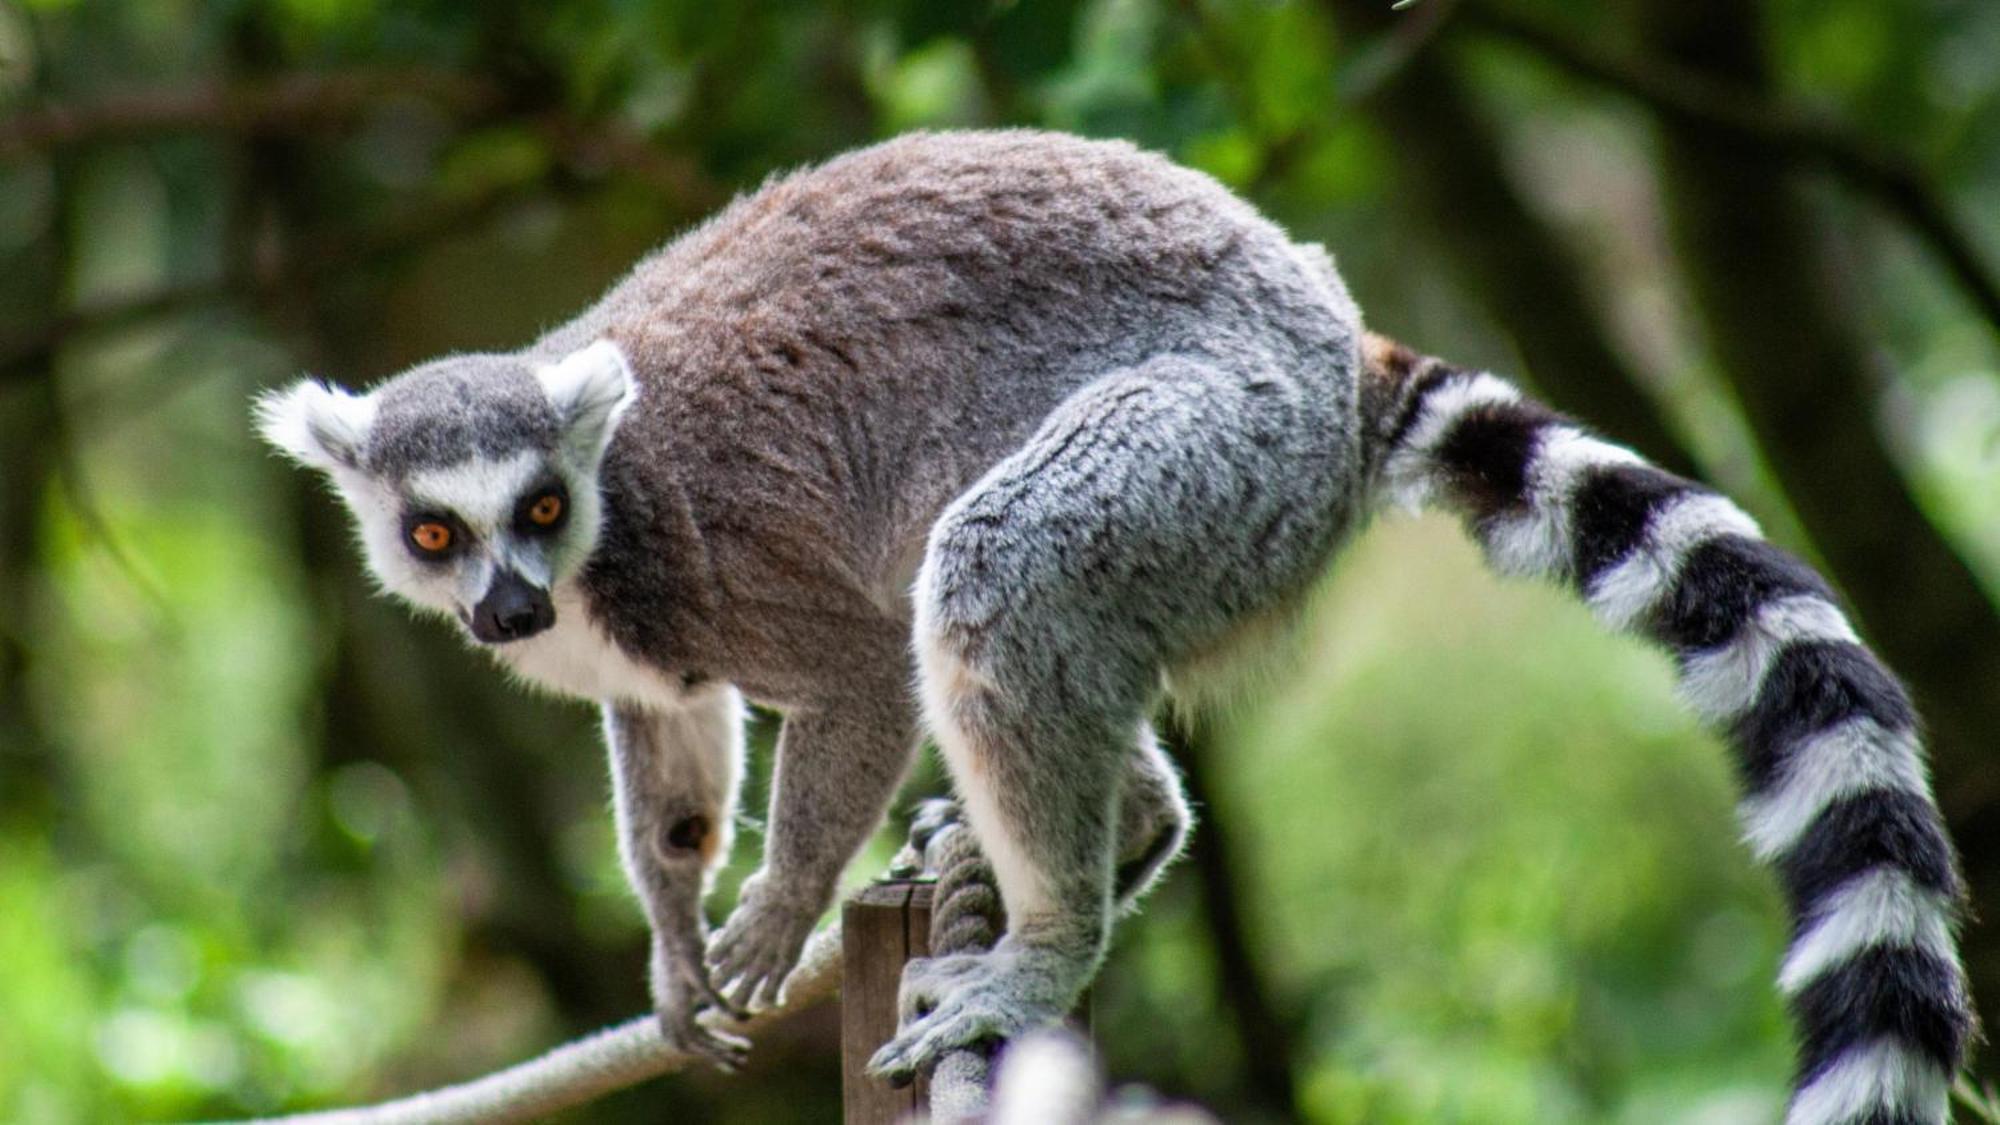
[911,799,1006,1123]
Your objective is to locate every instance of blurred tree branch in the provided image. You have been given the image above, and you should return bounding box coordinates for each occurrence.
[1462,2,2000,345]
[0,180,533,377]
[1316,0,1703,478]
[1634,0,2000,810]
[1327,0,2000,1041]
[0,69,725,380]
[0,68,721,202]
[0,20,86,823]
[0,213,65,822]
[0,69,498,160]
[228,933,844,1125]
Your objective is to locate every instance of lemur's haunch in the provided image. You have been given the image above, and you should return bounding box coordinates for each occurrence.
[255,130,1969,1123]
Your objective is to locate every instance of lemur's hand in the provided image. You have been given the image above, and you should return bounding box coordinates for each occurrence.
[706,869,823,1013]
[652,927,751,1070]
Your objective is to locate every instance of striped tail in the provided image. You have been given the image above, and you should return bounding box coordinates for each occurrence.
[1361,333,1973,1124]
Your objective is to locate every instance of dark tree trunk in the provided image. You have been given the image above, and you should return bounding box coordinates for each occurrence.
[0,370,61,821]
[1166,716,1304,1125]
[0,152,73,823]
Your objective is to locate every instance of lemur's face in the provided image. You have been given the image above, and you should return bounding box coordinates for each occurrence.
[255,341,635,645]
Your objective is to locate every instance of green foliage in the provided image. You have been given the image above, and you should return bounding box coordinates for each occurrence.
[1095,522,1794,1123]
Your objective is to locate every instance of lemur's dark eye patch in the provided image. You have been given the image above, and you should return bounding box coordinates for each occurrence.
[515,481,569,535]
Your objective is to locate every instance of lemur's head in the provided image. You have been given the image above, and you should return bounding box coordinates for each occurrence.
[255,341,635,645]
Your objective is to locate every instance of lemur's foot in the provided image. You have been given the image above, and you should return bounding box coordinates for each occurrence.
[656,998,752,1071]
[887,798,964,877]
[707,871,821,1012]
[652,948,752,1069]
[866,946,1073,1084]
[907,797,963,851]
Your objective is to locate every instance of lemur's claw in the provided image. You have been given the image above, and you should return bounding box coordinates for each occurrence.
[692,969,752,1023]
[658,1006,752,1071]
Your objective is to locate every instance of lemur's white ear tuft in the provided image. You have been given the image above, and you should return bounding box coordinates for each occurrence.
[254,379,376,472]
[538,340,636,463]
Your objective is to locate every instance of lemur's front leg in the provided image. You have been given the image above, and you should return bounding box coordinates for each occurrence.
[708,685,918,1011]
[604,690,747,1067]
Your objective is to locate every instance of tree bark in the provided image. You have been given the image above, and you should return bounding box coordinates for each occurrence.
[0,138,72,821]
[0,335,61,821]
[1634,0,2000,1044]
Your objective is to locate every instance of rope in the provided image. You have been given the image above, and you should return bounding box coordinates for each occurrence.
[910,799,1006,1124]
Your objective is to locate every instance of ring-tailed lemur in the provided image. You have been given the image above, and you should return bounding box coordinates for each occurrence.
[256,130,1970,1122]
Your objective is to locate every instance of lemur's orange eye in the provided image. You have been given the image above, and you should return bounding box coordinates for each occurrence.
[410,522,453,552]
[528,494,563,526]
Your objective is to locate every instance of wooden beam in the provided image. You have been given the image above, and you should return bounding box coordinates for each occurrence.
[840,880,935,1123]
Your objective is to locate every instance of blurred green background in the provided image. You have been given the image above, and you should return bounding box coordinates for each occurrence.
[2,0,1998,1122]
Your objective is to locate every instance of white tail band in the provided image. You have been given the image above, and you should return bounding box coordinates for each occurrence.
[1785,1038,1948,1125]
[1585,493,1762,632]
[1679,595,1859,723]
[1779,868,1957,995]
[1738,719,1930,862]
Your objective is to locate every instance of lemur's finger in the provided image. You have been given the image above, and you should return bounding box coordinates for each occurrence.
[866,1039,914,1082]
[704,922,751,978]
[691,966,750,1022]
[869,1009,941,1080]
[690,1028,750,1073]
[753,965,790,1011]
[726,969,762,1015]
[702,936,733,973]
[658,1003,750,1073]
[868,1021,949,1085]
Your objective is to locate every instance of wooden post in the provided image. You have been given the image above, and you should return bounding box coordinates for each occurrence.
[841,879,934,1124]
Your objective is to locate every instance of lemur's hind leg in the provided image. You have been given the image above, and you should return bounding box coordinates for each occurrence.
[1114,725,1189,909]
[870,352,1353,1080]
[907,728,1184,906]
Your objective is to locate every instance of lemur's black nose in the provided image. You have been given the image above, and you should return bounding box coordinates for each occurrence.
[471,569,556,643]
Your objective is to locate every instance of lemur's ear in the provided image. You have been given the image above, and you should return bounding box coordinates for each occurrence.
[254,379,376,473]
[537,340,636,464]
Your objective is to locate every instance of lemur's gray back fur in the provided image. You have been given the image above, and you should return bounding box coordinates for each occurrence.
[258,130,1966,1125]
[544,130,1362,698]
